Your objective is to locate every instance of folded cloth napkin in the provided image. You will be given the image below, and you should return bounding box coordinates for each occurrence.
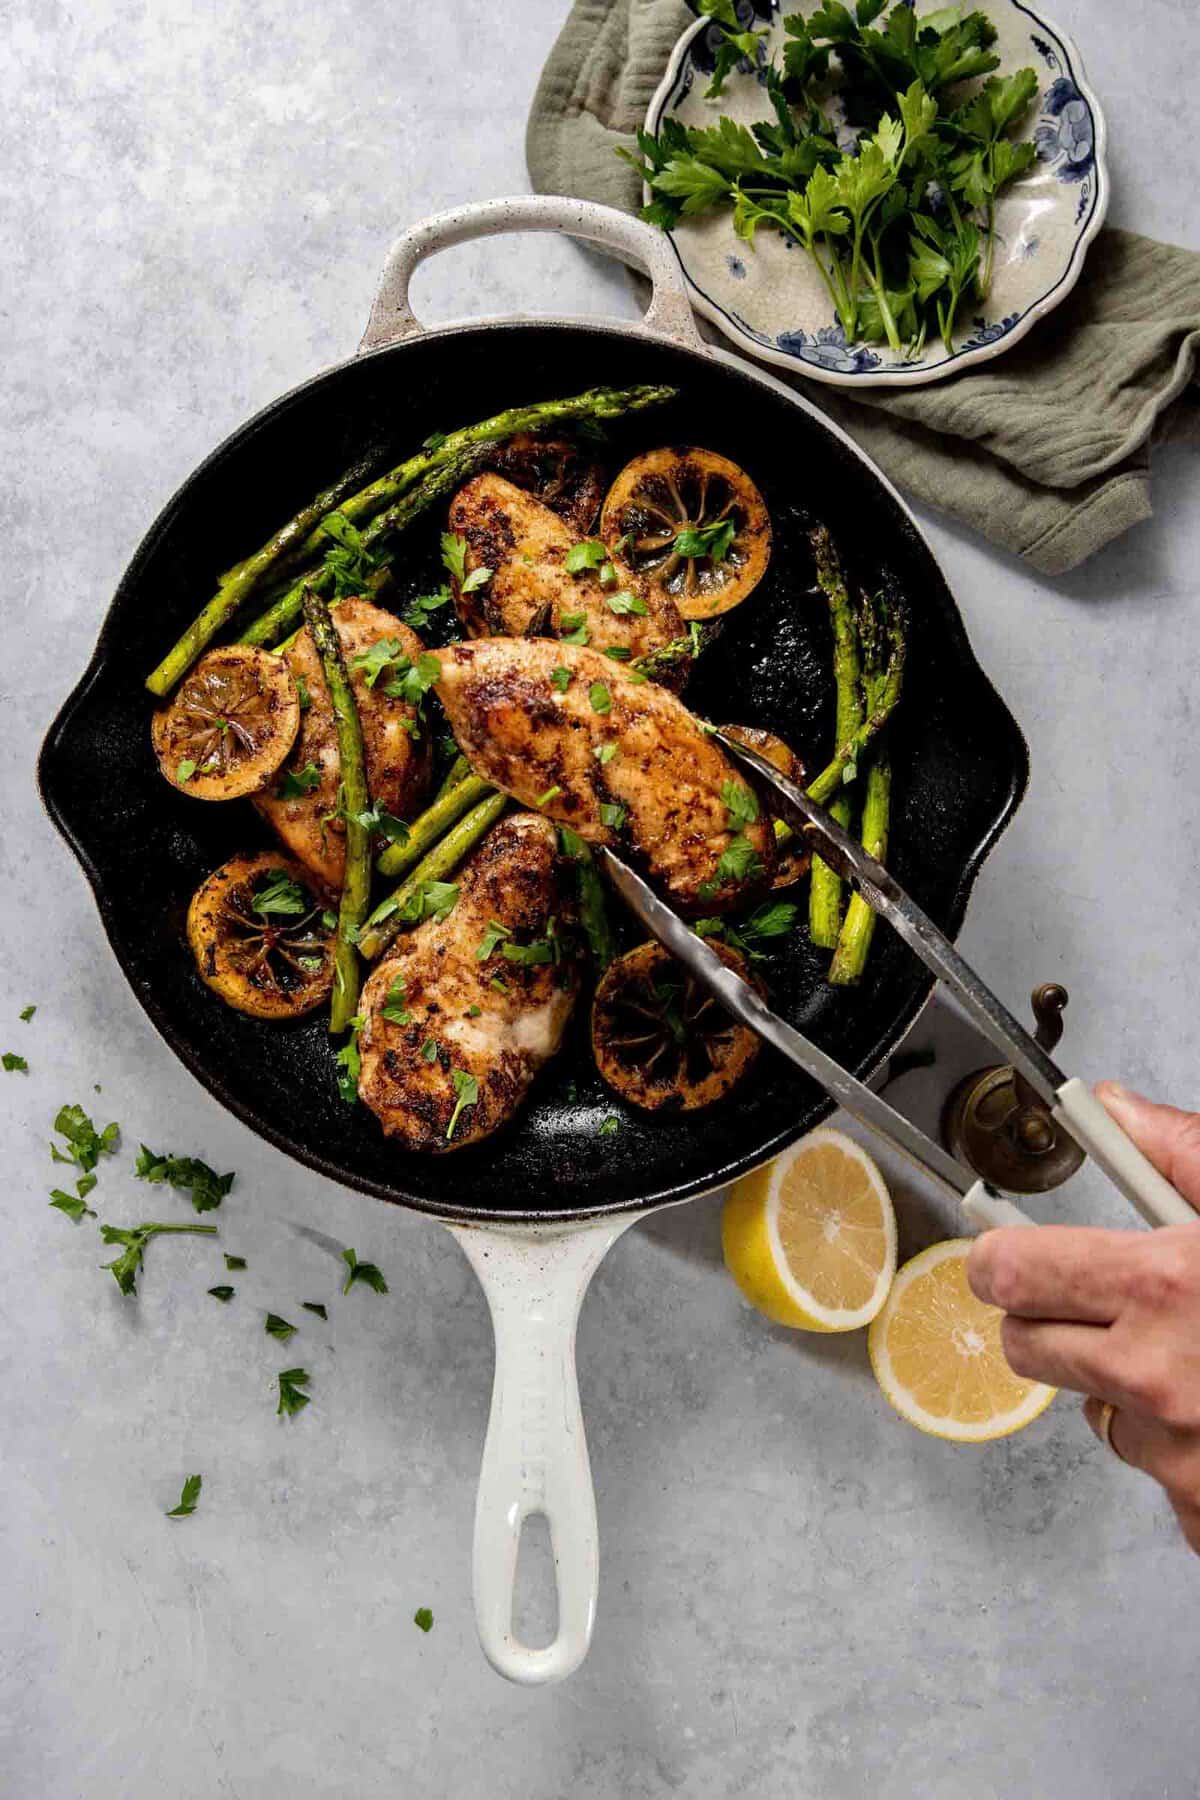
[527,0,1200,573]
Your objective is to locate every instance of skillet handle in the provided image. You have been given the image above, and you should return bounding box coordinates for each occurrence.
[444,1212,635,1686]
[359,195,704,354]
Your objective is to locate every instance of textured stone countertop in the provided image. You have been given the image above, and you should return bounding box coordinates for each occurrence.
[2,2,1198,1795]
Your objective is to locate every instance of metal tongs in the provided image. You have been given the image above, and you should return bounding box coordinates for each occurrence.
[600,733,1193,1234]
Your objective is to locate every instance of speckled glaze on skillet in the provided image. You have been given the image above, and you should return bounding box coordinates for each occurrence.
[39,211,1027,1227]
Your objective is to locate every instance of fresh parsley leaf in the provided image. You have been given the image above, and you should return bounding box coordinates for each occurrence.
[295,672,311,711]
[350,636,406,689]
[466,1004,482,1018]
[605,590,648,617]
[489,975,509,994]
[166,1474,202,1518]
[52,1104,119,1173]
[302,1301,328,1318]
[334,1015,364,1105]
[208,1285,235,1302]
[675,518,738,563]
[589,682,612,715]
[564,540,608,574]
[275,762,321,799]
[599,802,627,831]
[501,938,554,968]
[19,1005,35,1022]
[414,1607,434,1633]
[402,584,454,631]
[49,1189,95,1223]
[252,870,307,917]
[446,1070,479,1142]
[135,1145,235,1213]
[381,975,411,1025]
[277,1367,311,1416]
[176,758,197,783]
[342,1248,389,1294]
[397,879,459,926]
[477,919,512,961]
[440,532,471,584]
[597,1116,621,1137]
[3,1052,27,1073]
[604,645,632,662]
[558,611,590,646]
[224,1254,246,1271]
[420,1037,439,1064]
[721,780,760,831]
[550,666,573,693]
[594,743,618,765]
[265,1312,297,1342]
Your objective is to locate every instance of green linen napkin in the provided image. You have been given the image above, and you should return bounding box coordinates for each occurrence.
[527,0,1200,573]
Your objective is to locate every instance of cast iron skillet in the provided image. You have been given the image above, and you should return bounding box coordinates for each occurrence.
[38,199,1028,1684]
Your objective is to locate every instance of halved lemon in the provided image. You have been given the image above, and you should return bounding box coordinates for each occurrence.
[722,1128,896,1331]
[868,1239,1057,1441]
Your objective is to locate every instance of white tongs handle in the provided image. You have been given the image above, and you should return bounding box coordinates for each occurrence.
[1052,1079,1197,1228]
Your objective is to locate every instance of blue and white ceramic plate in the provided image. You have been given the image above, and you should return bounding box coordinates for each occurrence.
[644,0,1108,387]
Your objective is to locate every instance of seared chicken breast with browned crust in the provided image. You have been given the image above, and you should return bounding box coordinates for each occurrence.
[254,598,432,891]
[357,813,579,1151]
[435,638,774,913]
[448,473,685,662]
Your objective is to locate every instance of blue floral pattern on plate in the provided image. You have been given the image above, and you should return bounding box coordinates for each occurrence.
[1034,77,1095,183]
[775,326,883,374]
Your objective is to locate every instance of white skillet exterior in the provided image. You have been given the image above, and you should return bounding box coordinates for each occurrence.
[644,2,1109,388]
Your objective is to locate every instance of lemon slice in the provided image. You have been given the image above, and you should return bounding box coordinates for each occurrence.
[868,1240,1056,1441]
[722,1128,897,1332]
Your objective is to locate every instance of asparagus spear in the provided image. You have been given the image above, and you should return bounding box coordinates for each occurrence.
[146,385,676,693]
[828,588,906,986]
[375,773,495,880]
[144,449,381,697]
[809,528,862,950]
[301,586,371,1031]
[558,828,616,971]
[805,611,904,806]
[358,790,508,962]
[432,753,471,803]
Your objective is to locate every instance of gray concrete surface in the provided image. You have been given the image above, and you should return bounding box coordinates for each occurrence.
[2,2,1198,1795]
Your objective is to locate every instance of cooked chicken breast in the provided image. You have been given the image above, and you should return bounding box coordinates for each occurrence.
[358,813,579,1152]
[254,598,432,891]
[448,473,684,662]
[435,638,774,912]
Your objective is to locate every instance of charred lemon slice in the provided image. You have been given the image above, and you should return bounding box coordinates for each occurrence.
[600,447,771,621]
[187,852,334,1019]
[591,939,761,1112]
[152,645,300,800]
[719,722,811,891]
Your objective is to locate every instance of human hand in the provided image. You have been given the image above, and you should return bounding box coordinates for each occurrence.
[967,1083,1200,1552]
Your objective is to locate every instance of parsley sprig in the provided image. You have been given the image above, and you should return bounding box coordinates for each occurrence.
[135,1144,235,1213]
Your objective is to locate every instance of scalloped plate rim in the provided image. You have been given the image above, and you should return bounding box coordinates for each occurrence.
[644,1,1109,389]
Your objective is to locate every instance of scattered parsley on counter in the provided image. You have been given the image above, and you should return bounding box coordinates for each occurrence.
[19,1005,36,1022]
[135,1145,235,1213]
[101,1222,217,1297]
[224,1254,247,1271]
[301,1302,328,1319]
[166,1474,202,1518]
[265,1312,296,1342]
[3,1052,28,1072]
[52,1104,119,1173]
[208,1285,235,1303]
[277,1368,311,1417]
[342,1248,389,1295]
[49,1188,96,1224]
[413,1607,434,1633]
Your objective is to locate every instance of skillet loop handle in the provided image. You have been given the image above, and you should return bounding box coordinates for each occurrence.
[359,195,704,354]
[445,1214,634,1686]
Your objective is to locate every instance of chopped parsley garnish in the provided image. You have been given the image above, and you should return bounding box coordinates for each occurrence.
[605,590,648,617]
[599,802,627,831]
[696,900,799,961]
[52,1104,119,1173]
[277,1368,311,1416]
[589,682,612,715]
[342,1248,388,1294]
[721,780,760,831]
[166,1474,202,1518]
[381,975,411,1025]
[396,879,459,927]
[558,824,586,858]
[689,621,704,657]
[446,1070,480,1141]
[534,784,563,808]
[550,666,573,693]
[597,1116,621,1137]
[501,938,554,967]
[564,539,608,574]
[402,584,455,631]
[344,799,410,845]
[19,1005,36,1022]
[414,1607,434,1633]
[302,1301,327,1319]
[3,1052,28,1073]
[208,1285,235,1302]
[275,762,321,799]
[441,531,491,592]
[295,672,311,710]
[176,758,197,783]
[420,1038,439,1064]
[224,1253,246,1271]
[252,870,307,917]
[477,919,512,960]
[49,1188,95,1223]
[100,1221,217,1296]
[321,511,390,598]
[334,1015,364,1105]
[135,1145,235,1213]
[675,518,737,563]
[466,1004,482,1018]
[558,611,590,646]
[265,1313,297,1342]
[489,975,509,994]
[594,743,618,765]
[604,646,632,661]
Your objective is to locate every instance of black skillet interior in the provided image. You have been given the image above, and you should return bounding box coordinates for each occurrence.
[39,321,1027,1221]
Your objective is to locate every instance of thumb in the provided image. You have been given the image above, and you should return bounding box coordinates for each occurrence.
[1095,1083,1200,1215]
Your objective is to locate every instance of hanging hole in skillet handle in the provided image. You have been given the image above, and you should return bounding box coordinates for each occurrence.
[358,195,705,355]
[445,1212,636,1686]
